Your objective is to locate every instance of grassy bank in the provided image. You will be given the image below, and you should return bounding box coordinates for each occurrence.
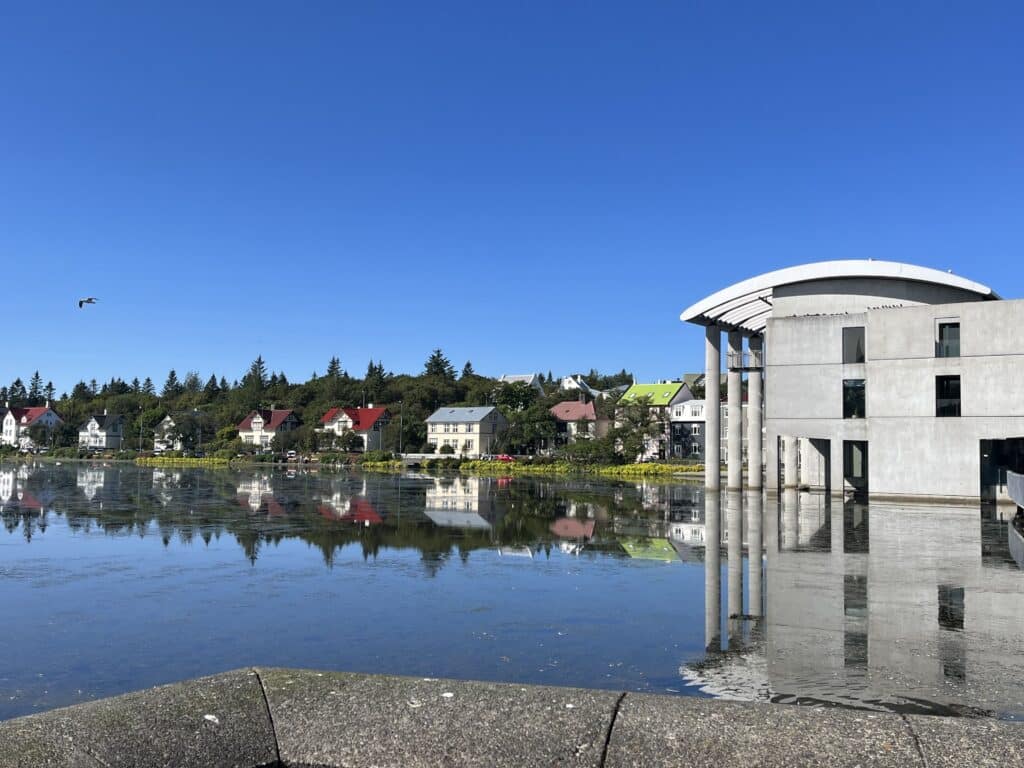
[451,459,705,479]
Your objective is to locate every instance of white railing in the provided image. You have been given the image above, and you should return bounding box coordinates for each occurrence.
[726,349,764,370]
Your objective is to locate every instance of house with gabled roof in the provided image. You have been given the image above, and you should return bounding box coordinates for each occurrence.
[425,406,507,458]
[549,399,605,444]
[78,410,125,451]
[617,381,695,460]
[237,408,299,449]
[319,406,390,451]
[498,374,545,394]
[1,401,63,450]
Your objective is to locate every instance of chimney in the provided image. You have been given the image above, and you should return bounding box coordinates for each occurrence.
[367,402,374,409]
[578,392,585,404]
[103,408,108,416]
[45,400,49,408]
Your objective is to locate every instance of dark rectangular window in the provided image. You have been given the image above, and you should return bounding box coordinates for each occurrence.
[842,326,865,364]
[937,322,960,358]
[936,375,961,417]
[938,585,965,630]
[843,379,865,419]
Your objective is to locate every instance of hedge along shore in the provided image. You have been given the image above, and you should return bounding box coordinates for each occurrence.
[455,458,706,480]
[1,667,1019,768]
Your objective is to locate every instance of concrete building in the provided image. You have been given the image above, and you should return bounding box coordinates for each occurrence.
[682,259,1023,501]
[425,406,507,458]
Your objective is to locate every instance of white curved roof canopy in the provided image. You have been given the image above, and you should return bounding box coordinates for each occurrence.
[680,259,997,334]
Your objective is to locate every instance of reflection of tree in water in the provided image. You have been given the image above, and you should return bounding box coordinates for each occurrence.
[1,464,684,572]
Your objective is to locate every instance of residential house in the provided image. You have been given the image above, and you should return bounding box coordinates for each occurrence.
[549,399,604,444]
[425,406,508,458]
[319,406,390,451]
[498,374,545,394]
[153,415,183,453]
[617,381,695,460]
[558,375,629,400]
[78,411,124,451]
[237,409,299,449]
[669,399,749,462]
[1,401,63,450]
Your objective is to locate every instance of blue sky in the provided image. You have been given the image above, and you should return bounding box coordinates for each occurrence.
[2,1,1021,393]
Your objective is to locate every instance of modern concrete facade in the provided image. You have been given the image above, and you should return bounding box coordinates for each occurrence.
[682,259,1024,501]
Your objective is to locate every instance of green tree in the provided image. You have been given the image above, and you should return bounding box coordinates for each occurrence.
[28,371,43,404]
[326,356,342,378]
[243,356,268,390]
[423,349,455,380]
[611,395,664,462]
[461,361,475,379]
[495,382,537,412]
[162,370,182,398]
[142,377,156,396]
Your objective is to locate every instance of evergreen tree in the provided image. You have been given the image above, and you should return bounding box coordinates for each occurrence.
[219,376,230,392]
[89,379,98,396]
[71,381,92,400]
[8,378,27,405]
[28,371,43,404]
[461,361,476,379]
[131,377,141,393]
[182,371,202,393]
[326,356,342,378]
[365,360,387,401]
[204,375,220,398]
[162,369,182,398]
[423,349,455,380]
[0,386,7,403]
[44,382,56,403]
[142,377,156,396]
[243,356,268,390]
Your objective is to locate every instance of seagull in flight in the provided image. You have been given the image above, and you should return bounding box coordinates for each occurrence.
[78,297,98,309]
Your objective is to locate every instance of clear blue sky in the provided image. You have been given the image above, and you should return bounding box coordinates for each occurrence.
[2,1,1021,394]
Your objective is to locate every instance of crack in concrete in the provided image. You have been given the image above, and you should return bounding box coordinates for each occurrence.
[899,714,931,768]
[252,667,283,768]
[599,692,627,768]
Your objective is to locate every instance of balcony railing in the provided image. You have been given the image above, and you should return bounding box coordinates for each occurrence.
[727,349,764,371]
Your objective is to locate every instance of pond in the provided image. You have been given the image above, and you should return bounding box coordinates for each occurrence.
[1,462,1022,721]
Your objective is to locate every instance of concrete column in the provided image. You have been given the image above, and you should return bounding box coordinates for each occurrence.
[780,487,798,551]
[783,435,799,488]
[747,336,763,490]
[746,490,763,618]
[830,439,845,497]
[704,492,721,650]
[799,438,818,488]
[705,326,721,491]
[727,331,743,491]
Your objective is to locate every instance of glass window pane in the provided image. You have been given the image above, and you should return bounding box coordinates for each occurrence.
[843,327,865,364]
[937,322,960,358]
[936,375,961,417]
[843,379,866,419]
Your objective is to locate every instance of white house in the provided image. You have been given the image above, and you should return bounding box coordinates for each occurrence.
[318,406,389,451]
[78,411,125,451]
[237,409,299,448]
[498,374,545,394]
[153,415,183,453]
[425,406,508,458]
[1,402,63,450]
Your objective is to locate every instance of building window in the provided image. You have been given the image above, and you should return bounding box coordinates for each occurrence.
[936,321,960,358]
[464,440,473,452]
[691,424,701,436]
[936,375,961,417]
[843,380,866,419]
[842,327,865,364]
[444,424,451,433]
[938,585,965,630]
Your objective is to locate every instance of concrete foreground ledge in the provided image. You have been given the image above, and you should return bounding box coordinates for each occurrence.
[1,668,1021,767]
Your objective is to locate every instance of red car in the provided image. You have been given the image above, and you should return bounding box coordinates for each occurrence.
[495,454,515,463]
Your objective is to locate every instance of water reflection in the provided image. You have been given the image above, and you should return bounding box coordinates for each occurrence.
[687,488,1024,718]
[2,462,1024,721]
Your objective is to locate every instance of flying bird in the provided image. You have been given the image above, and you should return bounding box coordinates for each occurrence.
[78,297,98,309]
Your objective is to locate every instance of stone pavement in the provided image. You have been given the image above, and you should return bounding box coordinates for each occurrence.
[1,668,1021,767]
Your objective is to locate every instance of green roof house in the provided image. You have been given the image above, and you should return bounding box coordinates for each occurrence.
[618,381,694,409]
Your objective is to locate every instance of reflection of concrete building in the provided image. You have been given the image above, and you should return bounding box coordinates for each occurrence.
[694,489,1024,716]
[423,476,502,529]
[683,259,1024,501]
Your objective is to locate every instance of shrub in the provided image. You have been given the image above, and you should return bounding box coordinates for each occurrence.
[361,450,393,463]
[439,444,455,455]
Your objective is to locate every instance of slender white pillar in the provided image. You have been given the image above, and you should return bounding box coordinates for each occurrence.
[704,492,721,650]
[783,435,799,488]
[726,490,743,628]
[747,336,763,490]
[727,331,743,491]
[780,487,798,551]
[705,326,721,491]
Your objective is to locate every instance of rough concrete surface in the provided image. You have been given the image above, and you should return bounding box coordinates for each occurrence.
[1,668,1022,767]
[257,667,621,767]
[0,668,277,768]
[906,714,1024,768]
[604,692,923,768]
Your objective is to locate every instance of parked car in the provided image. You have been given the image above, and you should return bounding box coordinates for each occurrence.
[495,454,515,463]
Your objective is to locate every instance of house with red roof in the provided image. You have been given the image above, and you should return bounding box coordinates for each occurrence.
[237,408,299,449]
[1,401,63,450]
[549,399,605,444]
[319,406,390,451]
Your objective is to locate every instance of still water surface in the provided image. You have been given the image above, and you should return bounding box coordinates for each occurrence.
[1,462,1022,721]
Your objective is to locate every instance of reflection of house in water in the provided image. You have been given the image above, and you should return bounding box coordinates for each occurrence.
[316,476,386,526]
[688,489,1024,716]
[423,476,504,530]
[236,473,277,514]
[0,469,14,508]
[77,466,118,505]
